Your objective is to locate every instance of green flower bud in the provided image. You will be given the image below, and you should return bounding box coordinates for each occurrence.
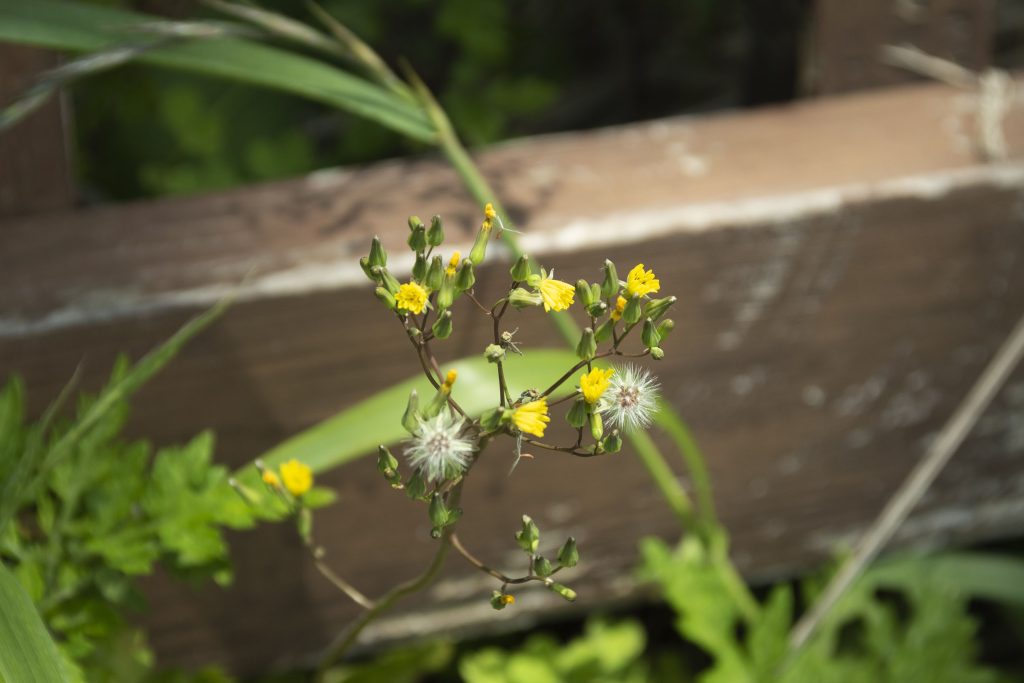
[377,445,400,475]
[374,287,396,309]
[406,471,427,500]
[650,346,665,360]
[479,406,505,431]
[576,327,597,360]
[413,253,427,282]
[455,259,476,292]
[587,301,608,318]
[360,256,377,281]
[427,214,444,246]
[428,493,449,528]
[589,411,604,441]
[547,582,577,602]
[485,343,506,364]
[426,255,444,290]
[374,266,400,295]
[368,236,387,268]
[657,319,675,340]
[576,280,596,307]
[510,255,532,281]
[490,590,514,610]
[532,555,553,578]
[515,515,540,554]
[469,220,493,265]
[408,215,424,231]
[557,537,579,568]
[594,318,615,343]
[566,397,588,428]
[644,296,677,321]
[432,310,453,339]
[623,295,642,324]
[600,260,619,299]
[641,318,662,348]
[590,282,602,304]
[408,225,427,253]
[436,276,455,309]
[604,429,623,453]
[508,288,543,309]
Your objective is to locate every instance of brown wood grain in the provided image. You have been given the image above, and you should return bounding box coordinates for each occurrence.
[1,79,1023,674]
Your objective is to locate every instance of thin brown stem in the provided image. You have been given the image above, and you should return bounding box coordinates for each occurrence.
[450,533,560,585]
[309,546,376,610]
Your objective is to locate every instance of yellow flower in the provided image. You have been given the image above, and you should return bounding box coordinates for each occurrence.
[442,369,458,392]
[501,594,515,606]
[484,202,497,221]
[626,264,660,298]
[610,296,627,321]
[513,398,550,437]
[445,251,461,277]
[536,272,575,312]
[280,459,313,497]
[395,282,428,314]
[262,470,281,489]
[580,367,615,404]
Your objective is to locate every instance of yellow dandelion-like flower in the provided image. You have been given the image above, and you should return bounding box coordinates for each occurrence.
[445,251,461,277]
[395,282,428,314]
[484,203,497,221]
[442,370,458,392]
[536,271,575,312]
[279,459,313,497]
[512,398,550,437]
[501,594,515,606]
[626,264,660,298]
[610,295,627,321]
[262,470,281,489]
[580,367,615,404]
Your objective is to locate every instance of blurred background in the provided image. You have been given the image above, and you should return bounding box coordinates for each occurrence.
[3,1,1024,682]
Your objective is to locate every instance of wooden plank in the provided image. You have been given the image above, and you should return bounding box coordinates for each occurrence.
[1,78,1023,673]
[0,45,75,217]
[811,0,994,94]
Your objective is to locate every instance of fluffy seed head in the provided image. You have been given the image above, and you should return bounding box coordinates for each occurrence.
[405,409,475,483]
[599,364,660,432]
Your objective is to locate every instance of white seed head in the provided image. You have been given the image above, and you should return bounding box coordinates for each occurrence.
[599,364,660,432]
[405,409,476,482]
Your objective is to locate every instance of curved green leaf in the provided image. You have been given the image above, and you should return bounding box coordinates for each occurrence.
[240,349,582,481]
[0,563,69,683]
[866,552,1024,608]
[0,0,435,142]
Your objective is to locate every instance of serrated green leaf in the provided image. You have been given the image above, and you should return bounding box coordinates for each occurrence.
[0,562,70,683]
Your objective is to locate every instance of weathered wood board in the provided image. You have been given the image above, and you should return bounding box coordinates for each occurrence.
[2,79,1023,674]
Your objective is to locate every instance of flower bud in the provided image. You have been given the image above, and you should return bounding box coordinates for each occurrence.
[469,220,492,265]
[510,255,532,281]
[657,319,675,340]
[485,343,506,364]
[576,327,597,360]
[508,288,543,309]
[557,537,579,568]
[604,429,623,453]
[600,260,619,299]
[432,310,453,339]
[374,287,396,310]
[408,225,427,253]
[623,295,642,324]
[412,253,427,282]
[360,256,377,281]
[532,555,553,577]
[368,236,387,268]
[515,515,540,554]
[427,215,444,246]
[650,346,665,360]
[594,319,615,343]
[428,493,449,529]
[408,215,424,231]
[547,582,577,602]
[405,471,427,500]
[576,280,595,307]
[586,301,608,318]
[374,266,400,295]
[436,275,455,310]
[479,406,505,431]
[641,318,662,348]
[377,445,400,480]
[455,259,476,292]
[566,397,588,428]
[426,255,444,290]
[589,411,604,441]
[400,389,420,432]
[644,296,677,321]
[490,590,515,610]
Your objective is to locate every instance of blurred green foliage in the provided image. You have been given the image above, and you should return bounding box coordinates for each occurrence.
[73,0,750,199]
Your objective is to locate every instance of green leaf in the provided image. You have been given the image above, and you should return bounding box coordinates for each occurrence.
[238,349,581,481]
[0,562,70,683]
[0,0,435,142]
[866,552,1024,608]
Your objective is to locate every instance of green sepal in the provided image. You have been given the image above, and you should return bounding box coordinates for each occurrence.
[426,255,444,290]
[600,260,619,298]
[401,391,420,433]
[515,514,540,554]
[557,537,579,568]
[455,259,476,292]
[432,310,454,339]
[576,327,597,360]
[510,255,532,281]
[368,236,387,268]
[576,280,595,307]
[413,253,428,282]
[641,318,661,348]
[427,214,445,246]
[533,555,553,578]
